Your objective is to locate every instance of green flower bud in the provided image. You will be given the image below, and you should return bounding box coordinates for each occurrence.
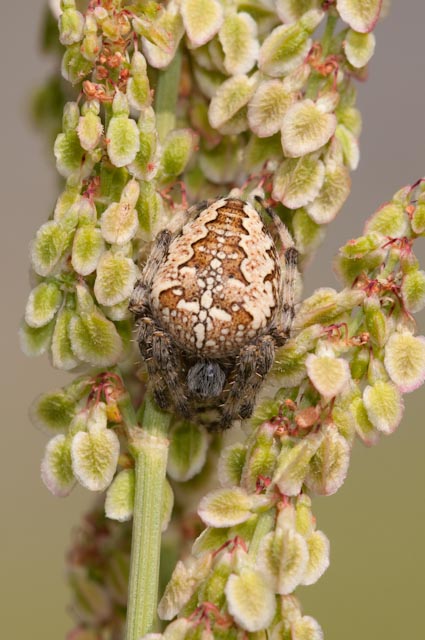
[72,226,105,276]
[59,4,85,45]
[259,9,323,76]
[19,319,55,357]
[80,14,102,62]
[105,469,135,522]
[350,346,370,380]
[127,52,151,111]
[71,415,120,491]
[107,93,140,167]
[94,251,138,306]
[141,4,184,69]
[30,389,77,433]
[54,123,85,179]
[61,43,93,85]
[136,181,166,236]
[242,425,280,492]
[25,281,62,328]
[167,421,209,481]
[192,527,230,557]
[384,330,425,393]
[300,530,330,586]
[365,200,409,237]
[77,101,103,151]
[181,0,223,48]
[198,487,254,527]
[294,288,335,327]
[277,1,322,23]
[273,154,325,209]
[337,0,382,33]
[129,110,159,181]
[225,567,276,632]
[199,137,241,184]
[292,615,323,640]
[52,307,79,370]
[219,12,259,75]
[305,424,350,495]
[273,432,324,496]
[217,443,247,487]
[158,129,198,180]
[364,295,388,347]
[257,522,309,595]
[248,80,295,138]
[209,74,257,134]
[306,163,351,224]
[100,197,139,246]
[31,220,68,276]
[335,124,359,170]
[281,100,337,158]
[351,396,380,446]
[306,351,350,399]
[363,380,404,435]
[344,29,376,68]
[70,286,123,366]
[158,555,212,621]
[401,269,425,312]
[411,199,425,234]
[293,208,325,257]
[41,434,75,497]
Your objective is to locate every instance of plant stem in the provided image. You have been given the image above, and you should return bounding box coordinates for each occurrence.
[125,395,171,640]
[322,13,338,57]
[154,49,182,142]
[125,49,182,637]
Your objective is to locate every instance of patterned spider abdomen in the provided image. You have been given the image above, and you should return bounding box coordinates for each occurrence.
[149,198,281,357]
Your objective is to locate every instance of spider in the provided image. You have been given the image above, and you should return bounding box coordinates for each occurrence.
[129,196,298,430]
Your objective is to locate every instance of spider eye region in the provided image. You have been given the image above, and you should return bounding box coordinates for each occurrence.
[187,361,226,398]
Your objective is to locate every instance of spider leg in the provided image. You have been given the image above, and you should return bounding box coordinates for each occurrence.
[129,229,173,318]
[273,243,298,346]
[137,316,190,417]
[254,198,299,347]
[218,335,275,430]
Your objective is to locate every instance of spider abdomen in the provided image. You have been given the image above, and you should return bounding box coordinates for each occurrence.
[149,198,281,357]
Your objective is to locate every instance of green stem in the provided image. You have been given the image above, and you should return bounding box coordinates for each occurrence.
[125,395,171,640]
[322,13,338,57]
[154,49,182,142]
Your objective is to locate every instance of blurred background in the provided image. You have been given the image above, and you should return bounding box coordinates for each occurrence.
[2,2,425,638]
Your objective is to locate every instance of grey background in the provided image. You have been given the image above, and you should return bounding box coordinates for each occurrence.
[2,2,425,638]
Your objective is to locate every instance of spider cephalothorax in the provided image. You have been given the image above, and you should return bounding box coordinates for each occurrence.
[129,196,298,430]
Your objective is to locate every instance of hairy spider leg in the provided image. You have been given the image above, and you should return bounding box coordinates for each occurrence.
[129,229,173,318]
[216,335,275,430]
[138,316,190,416]
[254,197,299,347]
